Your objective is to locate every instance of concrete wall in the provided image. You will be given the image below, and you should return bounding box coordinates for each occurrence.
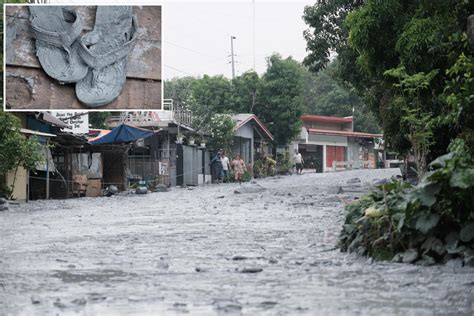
[307,134,347,146]
[6,167,28,201]
[234,123,254,166]
[235,123,253,139]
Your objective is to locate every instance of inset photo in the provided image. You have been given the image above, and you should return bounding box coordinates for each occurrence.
[4,4,161,110]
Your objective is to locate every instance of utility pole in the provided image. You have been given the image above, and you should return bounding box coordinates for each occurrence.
[352,107,355,131]
[253,0,256,71]
[230,36,236,79]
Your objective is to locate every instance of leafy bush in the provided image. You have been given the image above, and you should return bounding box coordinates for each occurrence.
[339,139,474,265]
[276,151,293,175]
[253,157,276,178]
[226,171,252,183]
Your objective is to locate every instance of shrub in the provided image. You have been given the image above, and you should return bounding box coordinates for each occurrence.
[339,139,474,265]
[276,151,293,175]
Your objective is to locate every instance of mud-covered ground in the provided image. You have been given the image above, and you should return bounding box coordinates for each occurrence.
[1,169,473,315]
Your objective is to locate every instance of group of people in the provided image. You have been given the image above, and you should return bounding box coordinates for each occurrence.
[210,150,247,184]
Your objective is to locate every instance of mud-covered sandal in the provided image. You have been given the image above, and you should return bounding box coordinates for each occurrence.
[76,6,138,108]
[29,6,88,83]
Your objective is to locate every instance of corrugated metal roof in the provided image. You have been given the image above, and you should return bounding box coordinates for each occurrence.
[20,128,56,137]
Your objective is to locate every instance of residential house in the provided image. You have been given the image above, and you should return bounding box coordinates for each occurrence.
[5,112,71,201]
[105,99,210,187]
[231,114,274,167]
[292,115,383,172]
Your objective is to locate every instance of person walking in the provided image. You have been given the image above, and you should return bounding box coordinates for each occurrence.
[220,151,231,182]
[231,154,246,184]
[210,151,223,183]
[293,150,304,175]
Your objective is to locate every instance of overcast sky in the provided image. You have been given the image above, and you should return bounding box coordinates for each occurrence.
[50,0,316,79]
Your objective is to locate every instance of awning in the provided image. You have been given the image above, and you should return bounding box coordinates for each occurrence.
[88,129,111,142]
[89,124,155,145]
[20,128,56,138]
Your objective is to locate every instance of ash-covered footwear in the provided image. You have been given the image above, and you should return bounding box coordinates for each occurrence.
[29,6,88,83]
[76,6,138,108]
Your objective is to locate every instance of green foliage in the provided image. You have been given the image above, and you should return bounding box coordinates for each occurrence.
[165,54,323,146]
[164,76,197,109]
[302,0,365,73]
[257,54,305,146]
[207,114,235,152]
[304,0,474,163]
[88,112,111,129]
[275,151,293,175]
[339,140,474,264]
[253,155,276,178]
[0,112,42,197]
[441,52,474,152]
[231,71,261,113]
[303,62,380,133]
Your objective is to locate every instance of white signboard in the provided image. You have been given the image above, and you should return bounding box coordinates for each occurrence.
[159,162,169,175]
[53,112,89,134]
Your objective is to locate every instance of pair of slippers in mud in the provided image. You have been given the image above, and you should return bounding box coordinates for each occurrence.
[29,6,138,108]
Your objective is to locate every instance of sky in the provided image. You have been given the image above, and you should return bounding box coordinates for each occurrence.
[49,0,316,79]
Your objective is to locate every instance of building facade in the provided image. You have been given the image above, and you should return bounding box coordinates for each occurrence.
[292,115,383,172]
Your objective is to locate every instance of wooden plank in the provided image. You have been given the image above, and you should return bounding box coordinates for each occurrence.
[6,66,161,110]
[5,5,161,81]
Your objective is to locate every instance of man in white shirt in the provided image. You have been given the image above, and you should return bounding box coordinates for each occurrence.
[293,150,304,175]
[221,151,231,181]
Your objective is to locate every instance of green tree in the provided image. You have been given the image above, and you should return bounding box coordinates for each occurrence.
[164,76,197,109]
[304,0,474,162]
[302,62,380,133]
[89,112,111,129]
[257,54,305,146]
[207,113,235,152]
[0,111,42,198]
[189,75,234,131]
[231,71,262,113]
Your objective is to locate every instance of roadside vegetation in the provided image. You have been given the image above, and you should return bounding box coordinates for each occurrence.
[303,0,474,263]
[0,111,42,198]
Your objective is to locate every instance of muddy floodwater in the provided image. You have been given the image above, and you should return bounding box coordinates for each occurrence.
[1,169,473,315]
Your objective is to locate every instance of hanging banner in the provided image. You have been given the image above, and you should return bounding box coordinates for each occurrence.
[53,112,89,134]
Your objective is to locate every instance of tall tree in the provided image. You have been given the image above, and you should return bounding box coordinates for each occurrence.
[302,62,380,133]
[231,71,261,113]
[304,0,474,174]
[164,76,197,109]
[257,54,305,146]
[188,75,234,131]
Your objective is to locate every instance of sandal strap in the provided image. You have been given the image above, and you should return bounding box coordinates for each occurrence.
[77,15,138,70]
[30,8,82,49]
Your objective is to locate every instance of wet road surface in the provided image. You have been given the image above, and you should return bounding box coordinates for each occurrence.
[1,169,473,315]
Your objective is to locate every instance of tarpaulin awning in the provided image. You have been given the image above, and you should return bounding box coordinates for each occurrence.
[89,124,155,145]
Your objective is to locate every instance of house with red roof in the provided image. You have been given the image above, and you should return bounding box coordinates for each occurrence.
[292,115,384,172]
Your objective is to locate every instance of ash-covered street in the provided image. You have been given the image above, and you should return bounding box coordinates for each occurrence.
[1,169,473,315]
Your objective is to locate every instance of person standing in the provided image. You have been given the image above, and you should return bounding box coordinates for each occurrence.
[231,154,246,184]
[220,151,231,182]
[294,150,304,175]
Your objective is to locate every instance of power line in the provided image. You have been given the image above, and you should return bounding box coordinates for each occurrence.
[163,64,195,77]
[164,40,228,62]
